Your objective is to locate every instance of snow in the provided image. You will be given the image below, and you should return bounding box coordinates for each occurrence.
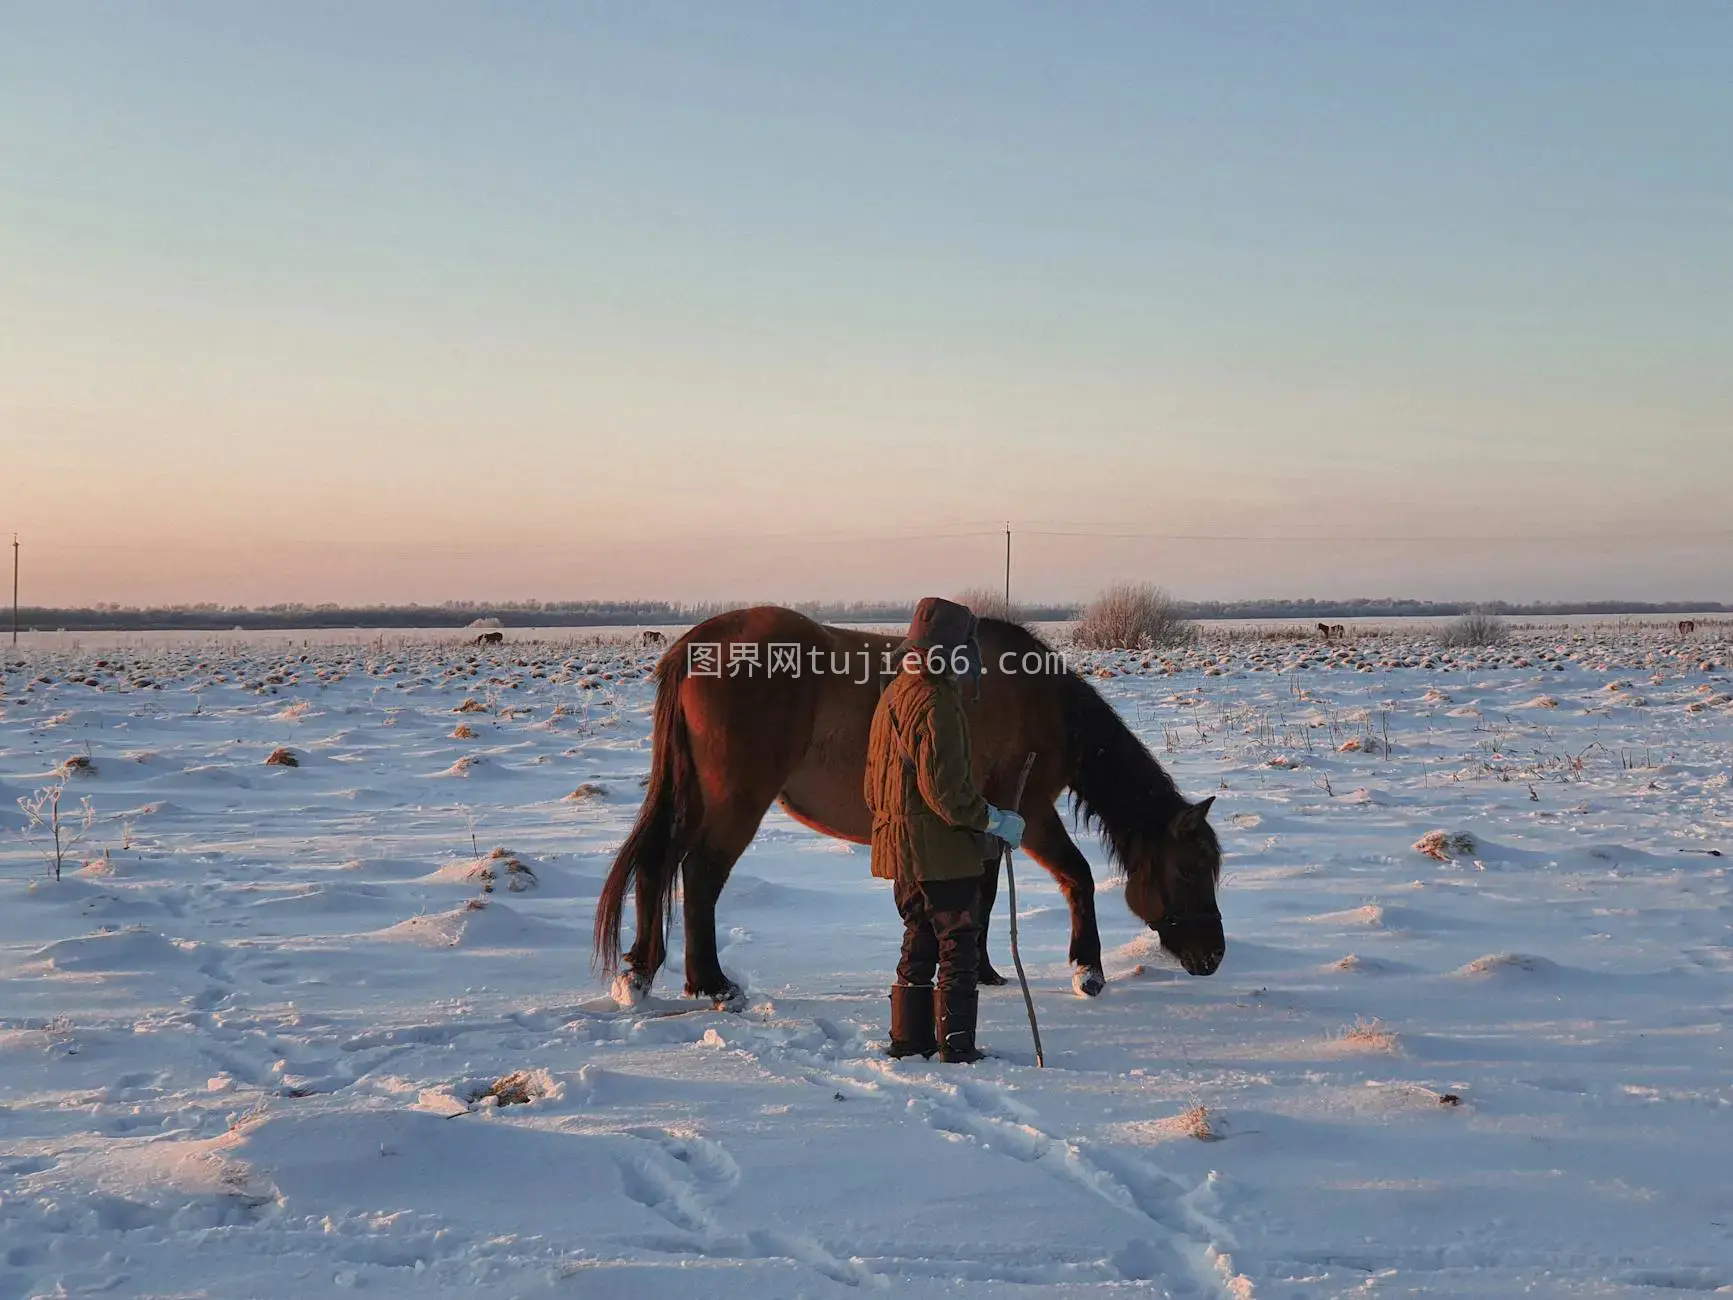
[2,622,1730,1297]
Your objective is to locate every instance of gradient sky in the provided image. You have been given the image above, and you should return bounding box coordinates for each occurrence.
[3,3,1730,607]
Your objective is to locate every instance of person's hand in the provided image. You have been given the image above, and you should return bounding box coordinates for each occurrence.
[984,805,1025,849]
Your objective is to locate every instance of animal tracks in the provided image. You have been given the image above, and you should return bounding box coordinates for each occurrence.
[615,1126,883,1288]
[807,1054,1252,1297]
[616,1140,718,1236]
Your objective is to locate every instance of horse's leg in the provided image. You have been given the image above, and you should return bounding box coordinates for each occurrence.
[680,804,769,1007]
[975,853,1008,985]
[1022,805,1106,997]
[620,871,669,998]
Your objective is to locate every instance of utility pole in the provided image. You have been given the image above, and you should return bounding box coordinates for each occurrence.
[1003,524,1012,610]
[10,534,17,647]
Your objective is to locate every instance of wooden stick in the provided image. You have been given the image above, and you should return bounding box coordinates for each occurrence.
[1003,751,1044,1067]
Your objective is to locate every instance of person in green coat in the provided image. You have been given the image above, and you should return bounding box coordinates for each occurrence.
[865,597,1025,1063]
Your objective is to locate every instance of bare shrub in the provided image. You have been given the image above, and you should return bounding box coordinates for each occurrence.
[17,780,96,881]
[1441,610,1507,648]
[952,586,1022,624]
[1072,584,1193,650]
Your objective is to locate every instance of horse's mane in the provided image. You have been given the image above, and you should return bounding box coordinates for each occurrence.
[971,618,1205,881]
[1059,671,1193,878]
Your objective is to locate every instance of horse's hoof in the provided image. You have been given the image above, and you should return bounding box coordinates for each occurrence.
[687,978,746,1011]
[978,964,1009,987]
[1073,966,1106,998]
[612,970,651,1006]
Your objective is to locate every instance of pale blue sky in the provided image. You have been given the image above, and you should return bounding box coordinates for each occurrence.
[2,3,1729,604]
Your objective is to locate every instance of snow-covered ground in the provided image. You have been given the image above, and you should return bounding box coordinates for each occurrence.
[2,621,1729,1298]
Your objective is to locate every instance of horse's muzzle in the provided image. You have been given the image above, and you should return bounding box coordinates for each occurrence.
[1159,916,1225,977]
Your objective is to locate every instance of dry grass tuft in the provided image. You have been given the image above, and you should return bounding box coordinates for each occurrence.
[565,782,608,801]
[460,1068,559,1109]
[453,698,488,714]
[77,853,118,879]
[264,747,299,768]
[61,754,96,776]
[1337,735,1383,754]
[1169,1104,1218,1140]
[1413,829,1475,861]
[1333,1017,1402,1054]
[467,851,537,893]
[467,1071,539,1107]
[1458,952,1540,976]
[451,722,479,740]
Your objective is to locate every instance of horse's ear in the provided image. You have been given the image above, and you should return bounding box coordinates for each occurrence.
[1168,796,1214,835]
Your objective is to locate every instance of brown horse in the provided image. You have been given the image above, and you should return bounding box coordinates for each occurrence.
[593,606,1224,1005]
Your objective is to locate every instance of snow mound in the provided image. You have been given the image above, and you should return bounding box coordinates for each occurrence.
[32,926,205,972]
[369,901,568,948]
[1455,952,1556,978]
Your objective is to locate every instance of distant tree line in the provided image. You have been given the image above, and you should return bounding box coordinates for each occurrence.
[1175,598,1730,620]
[9,596,1727,633]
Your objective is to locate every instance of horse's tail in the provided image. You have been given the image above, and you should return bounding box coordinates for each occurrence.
[593,652,703,973]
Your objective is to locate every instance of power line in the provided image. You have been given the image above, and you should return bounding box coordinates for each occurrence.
[20,521,1732,554]
[1019,527,1733,544]
[20,527,1006,555]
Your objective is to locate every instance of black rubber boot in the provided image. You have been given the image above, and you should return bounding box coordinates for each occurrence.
[886,984,936,1059]
[935,985,984,1064]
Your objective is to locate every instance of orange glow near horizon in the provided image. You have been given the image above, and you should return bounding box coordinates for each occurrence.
[4,6,1730,607]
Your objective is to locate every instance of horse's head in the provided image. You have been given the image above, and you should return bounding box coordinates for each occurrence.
[1123,795,1224,976]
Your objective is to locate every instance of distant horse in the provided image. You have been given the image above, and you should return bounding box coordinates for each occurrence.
[1679,620,1697,637]
[641,630,667,647]
[1331,624,1347,638]
[474,631,504,646]
[594,606,1225,1005]
[1317,623,1333,640]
